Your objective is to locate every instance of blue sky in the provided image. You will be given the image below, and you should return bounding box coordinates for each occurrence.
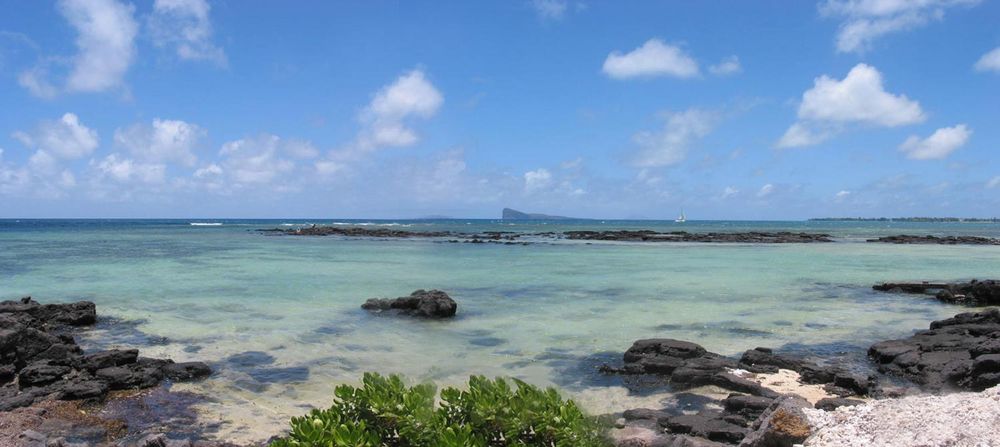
[0,0,998,219]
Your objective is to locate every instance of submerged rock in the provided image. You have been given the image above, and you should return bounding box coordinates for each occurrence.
[361,289,458,318]
[564,231,833,243]
[868,308,1000,391]
[867,234,1000,245]
[873,279,1000,306]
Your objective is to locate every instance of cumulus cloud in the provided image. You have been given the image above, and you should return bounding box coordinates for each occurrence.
[899,124,971,160]
[708,56,742,76]
[60,0,139,93]
[602,39,700,80]
[524,168,553,193]
[975,47,1000,73]
[630,109,716,168]
[149,0,226,65]
[114,118,206,166]
[18,0,138,97]
[834,190,851,202]
[777,123,832,148]
[14,113,99,159]
[820,0,980,53]
[777,64,924,148]
[721,186,739,199]
[218,134,297,186]
[355,69,443,151]
[91,154,166,184]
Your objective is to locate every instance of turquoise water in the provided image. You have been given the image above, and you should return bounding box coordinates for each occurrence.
[2,219,999,440]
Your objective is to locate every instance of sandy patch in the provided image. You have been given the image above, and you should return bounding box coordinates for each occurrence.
[730,368,840,404]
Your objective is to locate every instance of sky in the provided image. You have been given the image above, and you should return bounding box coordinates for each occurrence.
[0,0,998,219]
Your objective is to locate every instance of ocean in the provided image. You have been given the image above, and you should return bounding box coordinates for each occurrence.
[2,218,998,441]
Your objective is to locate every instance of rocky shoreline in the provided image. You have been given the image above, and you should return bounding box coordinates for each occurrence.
[5,288,1000,446]
[0,297,222,447]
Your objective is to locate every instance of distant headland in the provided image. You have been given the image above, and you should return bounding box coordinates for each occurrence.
[810,217,1000,222]
[501,208,579,220]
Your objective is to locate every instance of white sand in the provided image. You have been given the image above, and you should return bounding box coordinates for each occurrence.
[731,368,840,404]
[804,385,1000,447]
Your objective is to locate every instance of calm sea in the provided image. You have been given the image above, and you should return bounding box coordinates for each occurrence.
[2,218,999,441]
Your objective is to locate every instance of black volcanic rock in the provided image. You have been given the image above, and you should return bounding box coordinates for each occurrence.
[868,308,1000,391]
[867,234,1000,245]
[873,279,1000,306]
[564,231,832,243]
[0,297,211,412]
[361,289,458,318]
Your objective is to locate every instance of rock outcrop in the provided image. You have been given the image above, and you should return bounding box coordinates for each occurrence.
[866,235,1000,245]
[868,308,1000,391]
[565,231,833,243]
[361,289,458,318]
[873,279,1000,306]
[0,297,211,412]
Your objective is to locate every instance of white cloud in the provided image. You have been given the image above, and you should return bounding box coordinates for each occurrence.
[283,140,320,159]
[630,109,716,168]
[114,118,206,166]
[757,183,774,198]
[14,113,99,159]
[835,190,851,202]
[149,0,226,65]
[778,64,924,148]
[355,69,443,151]
[820,0,980,53]
[60,0,139,93]
[721,186,739,199]
[602,39,700,80]
[708,55,742,76]
[987,176,1000,189]
[524,168,553,193]
[777,123,832,148]
[193,163,222,178]
[92,154,166,184]
[219,134,296,186]
[975,47,1000,73]
[530,0,568,20]
[18,67,59,99]
[899,124,971,160]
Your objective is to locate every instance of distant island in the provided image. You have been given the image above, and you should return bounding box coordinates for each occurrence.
[810,217,1000,223]
[501,208,578,220]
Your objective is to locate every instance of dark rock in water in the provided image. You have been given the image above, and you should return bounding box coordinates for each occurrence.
[739,395,812,447]
[867,234,1000,245]
[564,231,832,244]
[814,397,864,411]
[270,225,450,238]
[0,298,212,411]
[163,362,212,381]
[869,308,1000,391]
[361,289,457,318]
[873,279,1000,306]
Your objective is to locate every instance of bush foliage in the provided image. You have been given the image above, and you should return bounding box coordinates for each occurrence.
[269,373,611,447]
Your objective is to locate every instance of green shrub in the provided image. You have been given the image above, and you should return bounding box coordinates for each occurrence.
[269,373,611,447]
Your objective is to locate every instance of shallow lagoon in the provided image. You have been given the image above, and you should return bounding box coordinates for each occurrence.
[1,219,998,441]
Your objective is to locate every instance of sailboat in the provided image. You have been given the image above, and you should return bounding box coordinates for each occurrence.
[675,210,686,223]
